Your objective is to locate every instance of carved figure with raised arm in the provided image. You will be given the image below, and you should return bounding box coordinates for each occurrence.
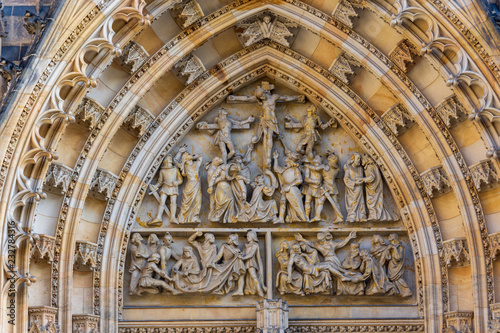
[361,154,399,221]
[241,230,266,296]
[147,233,161,255]
[322,151,343,223]
[196,108,255,163]
[276,241,304,295]
[273,150,308,223]
[129,233,150,295]
[178,151,203,224]
[240,169,279,223]
[149,154,183,226]
[214,233,246,295]
[285,105,336,158]
[352,249,396,296]
[385,234,412,297]
[227,81,305,168]
[344,153,367,222]
[303,154,328,222]
[295,231,357,267]
[188,231,218,276]
[137,253,180,295]
[158,233,180,275]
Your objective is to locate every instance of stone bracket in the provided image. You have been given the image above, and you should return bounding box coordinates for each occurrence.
[420,165,452,198]
[44,162,73,195]
[89,168,118,201]
[74,240,98,271]
[30,234,56,264]
[442,238,470,267]
[122,105,154,137]
[382,103,414,136]
[469,159,499,192]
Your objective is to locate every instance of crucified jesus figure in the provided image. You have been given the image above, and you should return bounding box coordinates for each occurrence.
[227,81,305,169]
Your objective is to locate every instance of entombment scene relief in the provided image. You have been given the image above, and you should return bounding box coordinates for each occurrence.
[137,81,400,227]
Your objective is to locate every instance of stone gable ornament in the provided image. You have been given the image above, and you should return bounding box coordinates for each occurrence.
[238,14,298,47]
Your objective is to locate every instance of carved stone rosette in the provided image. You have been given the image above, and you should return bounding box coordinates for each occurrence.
[115,41,149,74]
[469,159,499,192]
[256,299,289,333]
[444,311,474,333]
[72,314,99,333]
[435,95,467,128]
[30,234,56,264]
[122,105,154,137]
[44,162,73,195]
[75,97,105,129]
[89,168,118,201]
[28,306,60,333]
[382,103,414,136]
[420,166,452,198]
[442,238,470,267]
[74,241,97,271]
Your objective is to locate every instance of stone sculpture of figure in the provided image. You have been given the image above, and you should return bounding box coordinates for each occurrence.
[208,162,237,223]
[296,231,357,267]
[370,234,389,266]
[338,242,364,296]
[129,233,150,295]
[149,154,183,226]
[241,230,266,296]
[196,108,255,163]
[137,253,180,295]
[227,81,305,168]
[322,151,343,223]
[385,234,412,297]
[344,153,367,222]
[178,152,203,224]
[303,154,328,222]
[361,154,399,221]
[147,234,161,256]
[214,234,246,295]
[275,241,304,295]
[285,105,336,158]
[227,155,251,219]
[188,231,218,275]
[353,249,396,296]
[240,169,279,223]
[206,157,223,214]
[158,233,179,274]
[300,242,320,265]
[172,246,201,280]
[273,150,308,223]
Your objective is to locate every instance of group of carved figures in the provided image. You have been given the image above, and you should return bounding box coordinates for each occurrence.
[128,231,266,296]
[148,82,398,225]
[276,233,412,297]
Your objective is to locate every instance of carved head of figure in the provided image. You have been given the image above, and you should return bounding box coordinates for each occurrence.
[350,153,361,167]
[204,233,215,244]
[233,155,243,165]
[306,105,317,116]
[361,154,374,167]
[182,246,194,259]
[326,151,339,167]
[359,249,369,259]
[131,233,143,244]
[388,234,400,245]
[255,87,270,101]
[148,253,161,263]
[162,233,173,246]
[219,108,228,118]
[291,244,302,254]
[163,154,174,168]
[350,242,360,257]
[372,234,387,247]
[212,157,223,168]
[247,230,258,243]
[299,242,307,252]
[228,233,239,246]
[148,234,160,246]
[278,241,289,254]
[312,154,322,166]
[325,233,333,241]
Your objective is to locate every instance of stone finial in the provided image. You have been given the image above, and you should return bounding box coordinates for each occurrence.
[24,11,46,36]
[420,166,452,198]
[28,306,60,333]
[44,162,73,195]
[469,159,499,192]
[74,241,97,271]
[442,238,470,267]
[329,54,358,84]
[174,54,206,85]
[489,232,500,261]
[122,105,154,137]
[173,0,204,28]
[30,234,55,264]
[436,95,467,128]
[75,97,105,129]
[332,0,365,28]
[389,39,418,73]
[382,103,414,135]
[72,314,99,333]
[444,311,474,333]
[89,168,118,201]
[237,13,298,47]
[256,299,289,333]
[115,41,149,74]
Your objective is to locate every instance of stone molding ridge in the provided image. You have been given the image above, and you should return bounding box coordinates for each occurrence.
[442,238,471,267]
[28,306,60,333]
[382,103,414,136]
[30,234,56,264]
[72,314,99,333]
[469,159,499,192]
[89,168,118,201]
[44,162,73,195]
[74,241,98,271]
[122,105,155,137]
[420,165,452,198]
[435,95,467,128]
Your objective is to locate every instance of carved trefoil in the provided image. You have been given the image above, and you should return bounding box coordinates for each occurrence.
[74,241,97,271]
[489,303,500,333]
[389,39,418,73]
[172,0,204,28]
[44,162,73,195]
[382,103,414,136]
[28,306,59,333]
[436,95,467,128]
[75,97,105,129]
[489,232,500,261]
[115,41,149,74]
[174,54,206,85]
[257,299,289,333]
[442,238,470,267]
[72,314,99,333]
[420,166,452,198]
[332,0,365,28]
[122,105,154,136]
[237,13,298,47]
[444,311,474,333]
[89,168,118,201]
[469,159,499,192]
[30,234,55,264]
[329,54,357,84]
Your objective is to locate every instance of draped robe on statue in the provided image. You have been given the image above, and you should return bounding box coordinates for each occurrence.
[363,163,398,221]
[387,243,413,297]
[208,165,237,223]
[178,158,202,223]
[344,162,366,222]
[276,252,303,295]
